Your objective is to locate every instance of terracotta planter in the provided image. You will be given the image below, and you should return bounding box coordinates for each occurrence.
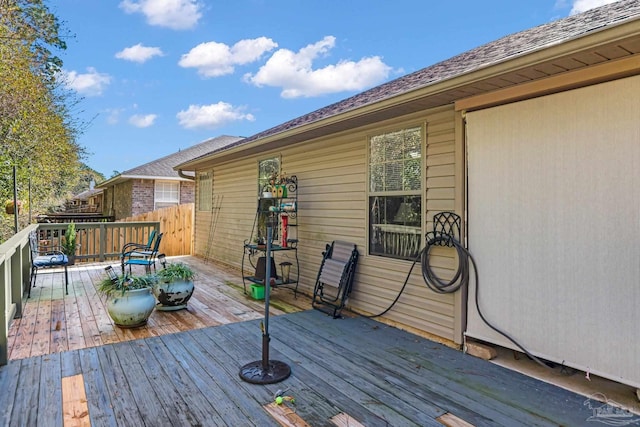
[106,287,155,328]
[153,279,195,311]
[5,201,21,215]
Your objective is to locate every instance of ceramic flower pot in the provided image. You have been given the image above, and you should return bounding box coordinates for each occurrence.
[106,287,155,328]
[153,279,195,311]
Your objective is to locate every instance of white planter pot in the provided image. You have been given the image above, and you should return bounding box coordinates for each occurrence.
[153,279,195,311]
[106,287,155,328]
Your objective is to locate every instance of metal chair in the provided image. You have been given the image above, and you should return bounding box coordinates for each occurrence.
[312,241,359,318]
[28,231,69,297]
[121,232,163,274]
[121,230,157,255]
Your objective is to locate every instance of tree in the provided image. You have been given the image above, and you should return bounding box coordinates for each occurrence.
[0,1,85,241]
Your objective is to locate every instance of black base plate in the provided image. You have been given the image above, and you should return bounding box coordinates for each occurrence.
[239,360,291,384]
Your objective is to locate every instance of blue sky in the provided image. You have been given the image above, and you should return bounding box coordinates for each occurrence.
[51,0,615,178]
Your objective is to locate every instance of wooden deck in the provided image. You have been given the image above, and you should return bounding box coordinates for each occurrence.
[7,256,308,361]
[0,257,620,426]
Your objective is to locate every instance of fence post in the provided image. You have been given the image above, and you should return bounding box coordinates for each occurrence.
[99,223,106,262]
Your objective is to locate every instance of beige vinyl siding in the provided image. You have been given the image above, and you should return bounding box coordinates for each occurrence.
[194,104,461,343]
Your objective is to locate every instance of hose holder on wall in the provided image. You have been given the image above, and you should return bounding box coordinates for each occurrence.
[426,211,461,247]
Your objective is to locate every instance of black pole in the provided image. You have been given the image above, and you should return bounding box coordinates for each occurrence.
[28,176,31,225]
[13,165,18,234]
[239,225,291,384]
[262,226,272,368]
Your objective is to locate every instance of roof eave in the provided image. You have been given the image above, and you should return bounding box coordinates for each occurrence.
[96,174,192,188]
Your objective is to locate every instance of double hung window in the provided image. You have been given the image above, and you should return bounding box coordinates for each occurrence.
[369,126,422,260]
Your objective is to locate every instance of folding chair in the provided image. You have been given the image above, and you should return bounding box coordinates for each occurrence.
[28,231,69,297]
[312,240,359,318]
[122,232,163,274]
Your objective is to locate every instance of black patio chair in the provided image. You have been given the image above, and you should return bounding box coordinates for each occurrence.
[122,232,164,274]
[312,240,359,318]
[28,231,69,297]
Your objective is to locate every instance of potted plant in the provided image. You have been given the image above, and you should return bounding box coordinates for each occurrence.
[153,262,196,311]
[62,223,77,265]
[5,200,21,215]
[98,267,156,328]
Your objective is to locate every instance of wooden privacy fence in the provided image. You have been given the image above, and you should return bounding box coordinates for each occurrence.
[118,203,193,256]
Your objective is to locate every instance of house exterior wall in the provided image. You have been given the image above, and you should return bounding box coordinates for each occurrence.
[113,181,133,220]
[194,105,463,344]
[131,179,154,216]
[180,181,195,204]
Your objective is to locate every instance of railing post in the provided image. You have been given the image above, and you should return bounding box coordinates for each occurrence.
[99,223,107,262]
[10,250,22,318]
[0,261,7,366]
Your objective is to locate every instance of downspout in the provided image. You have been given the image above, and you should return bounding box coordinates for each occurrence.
[178,169,195,181]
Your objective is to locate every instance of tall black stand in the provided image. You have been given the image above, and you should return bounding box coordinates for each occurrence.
[13,165,18,234]
[239,226,291,384]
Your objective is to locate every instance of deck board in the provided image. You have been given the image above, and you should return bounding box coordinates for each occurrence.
[0,257,621,426]
[38,352,63,427]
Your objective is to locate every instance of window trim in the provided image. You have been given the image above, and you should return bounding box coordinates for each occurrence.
[366,122,426,261]
[154,180,180,210]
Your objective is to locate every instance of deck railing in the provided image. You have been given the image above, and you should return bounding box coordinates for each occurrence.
[0,221,160,365]
[38,221,160,263]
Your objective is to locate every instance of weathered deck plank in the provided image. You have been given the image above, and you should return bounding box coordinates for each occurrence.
[94,345,146,426]
[229,318,439,427]
[0,310,620,426]
[38,352,63,427]
[204,323,344,427]
[1,258,622,426]
[107,341,174,426]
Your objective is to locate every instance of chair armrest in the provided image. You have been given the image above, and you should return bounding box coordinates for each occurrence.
[121,249,153,260]
[121,242,149,253]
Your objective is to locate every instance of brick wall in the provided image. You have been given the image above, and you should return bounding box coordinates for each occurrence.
[180,181,195,204]
[131,179,155,216]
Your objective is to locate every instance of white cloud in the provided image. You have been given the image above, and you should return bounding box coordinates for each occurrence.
[116,43,164,63]
[129,114,157,128]
[119,0,202,30]
[176,102,255,129]
[179,37,278,77]
[60,67,111,96]
[567,0,617,14]
[105,108,123,125]
[244,36,392,98]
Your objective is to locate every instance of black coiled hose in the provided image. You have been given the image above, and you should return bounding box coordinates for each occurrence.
[360,235,550,369]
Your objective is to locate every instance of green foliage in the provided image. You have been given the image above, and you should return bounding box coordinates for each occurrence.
[0,1,87,242]
[156,262,196,282]
[62,222,76,255]
[98,273,156,298]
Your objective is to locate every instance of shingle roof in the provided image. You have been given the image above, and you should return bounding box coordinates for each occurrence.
[72,188,102,201]
[112,135,242,179]
[201,0,640,157]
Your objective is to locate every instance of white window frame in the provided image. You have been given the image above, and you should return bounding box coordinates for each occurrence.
[367,124,424,260]
[154,180,180,210]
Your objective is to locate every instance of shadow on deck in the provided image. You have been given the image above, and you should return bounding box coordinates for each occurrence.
[0,257,627,426]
